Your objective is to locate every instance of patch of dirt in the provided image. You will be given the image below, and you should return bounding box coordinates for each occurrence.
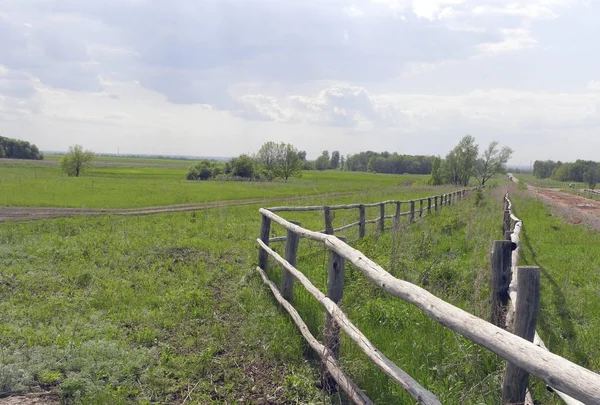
[0,394,59,405]
[528,187,600,231]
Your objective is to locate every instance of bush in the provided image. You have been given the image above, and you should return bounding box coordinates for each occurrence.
[186,160,221,181]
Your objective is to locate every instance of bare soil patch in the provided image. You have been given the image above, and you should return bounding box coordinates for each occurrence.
[528,187,600,231]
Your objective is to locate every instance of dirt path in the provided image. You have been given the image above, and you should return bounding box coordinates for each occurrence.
[0,191,363,223]
[528,186,600,230]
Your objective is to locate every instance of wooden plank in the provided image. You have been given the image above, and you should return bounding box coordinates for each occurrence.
[359,205,366,238]
[324,206,334,235]
[334,221,361,233]
[256,239,441,405]
[379,203,385,232]
[323,250,346,391]
[256,266,373,405]
[281,225,301,302]
[258,215,271,271]
[503,266,541,404]
[490,240,512,327]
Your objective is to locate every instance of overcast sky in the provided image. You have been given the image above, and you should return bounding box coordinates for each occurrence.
[1,0,598,163]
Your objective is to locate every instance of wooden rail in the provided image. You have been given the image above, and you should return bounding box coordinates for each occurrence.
[268,189,471,243]
[257,188,600,404]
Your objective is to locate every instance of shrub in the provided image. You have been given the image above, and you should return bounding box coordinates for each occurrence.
[186,160,220,181]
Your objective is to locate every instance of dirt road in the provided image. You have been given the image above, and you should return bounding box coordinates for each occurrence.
[530,187,600,229]
[0,191,363,223]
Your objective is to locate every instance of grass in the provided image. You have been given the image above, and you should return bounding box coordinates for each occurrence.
[0,158,431,208]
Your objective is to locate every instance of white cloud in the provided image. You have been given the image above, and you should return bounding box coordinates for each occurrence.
[477,28,538,55]
[588,81,600,91]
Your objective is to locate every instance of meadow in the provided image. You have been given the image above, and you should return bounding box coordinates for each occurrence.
[1,157,597,404]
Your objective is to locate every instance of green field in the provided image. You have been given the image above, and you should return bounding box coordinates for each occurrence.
[1,158,597,404]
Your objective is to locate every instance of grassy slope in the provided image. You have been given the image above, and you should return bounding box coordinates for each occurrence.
[1,186,462,404]
[0,158,429,208]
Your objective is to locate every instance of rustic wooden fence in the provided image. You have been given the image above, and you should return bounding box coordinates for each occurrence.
[492,193,587,405]
[256,189,600,404]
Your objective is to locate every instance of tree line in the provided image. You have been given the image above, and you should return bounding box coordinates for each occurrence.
[0,136,44,160]
[534,159,599,188]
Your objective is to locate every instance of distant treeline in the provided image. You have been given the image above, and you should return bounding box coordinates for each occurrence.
[0,136,43,160]
[344,151,434,174]
[534,159,599,186]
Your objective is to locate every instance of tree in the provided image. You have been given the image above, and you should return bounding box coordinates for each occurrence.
[340,155,345,170]
[315,151,331,171]
[59,145,94,177]
[230,154,255,178]
[256,141,279,180]
[298,150,307,161]
[584,166,598,189]
[187,160,221,181]
[330,151,341,170]
[427,157,444,185]
[443,136,478,186]
[0,136,43,160]
[475,142,513,186]
[276,143,302,181]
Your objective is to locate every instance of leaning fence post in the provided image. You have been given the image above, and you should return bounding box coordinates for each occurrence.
[358,205,366,238]
[322,249,346,391]
[258,215,272,271]
[502,266,541,404]
[490,240,513,327]
[410,200,415,222]
[427,197,432,214]
[324,206,334,235]
[419,199,424,218]
[379,203,385,232]
[394,202,401,229]
[281,222,301,302]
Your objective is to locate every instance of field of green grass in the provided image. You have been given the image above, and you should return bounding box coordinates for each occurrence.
[0,158,431,208]
[517,173,586,189]
[1,158,596,404]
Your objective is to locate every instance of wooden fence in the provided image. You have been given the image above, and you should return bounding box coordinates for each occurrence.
[256,189,600,404]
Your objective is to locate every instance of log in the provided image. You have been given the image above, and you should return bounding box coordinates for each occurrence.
[256,267,373,405]
[323,250,346,390]
[335,221,361,233]
[359,205,366,238]
[257,209,600,404]
[503,267,541,404]
[490,241,512,327]
[324,206,334,235]
[281,224,301,302]
[256,239,441,405]
[258,215,271,271]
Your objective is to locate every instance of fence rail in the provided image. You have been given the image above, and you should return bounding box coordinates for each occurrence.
[256,186,600,404]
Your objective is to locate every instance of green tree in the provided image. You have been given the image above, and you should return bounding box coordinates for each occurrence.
[427,157,444,185]
[230,155,255,178]
[444,136,479,186]
[330,151,341,169]
[187,160,220,181]
[256,141,279,180]
[340,155,345,170]
[584,166,598,189]
[315,151,331,171]
[59,145,94,177]
[275,143,303,181]
[475,141,513,186]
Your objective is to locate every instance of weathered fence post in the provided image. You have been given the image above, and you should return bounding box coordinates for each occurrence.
[322,249,346,391]
[502,266,541,404]
[434,196,438,212]
[448,193,452,206]
[427,197,432,214]
[410,200,415,222]
[281,222,301,302]
[379,203,385,232]
[419,199,424,218]
[503,209,511,234]
[490,240,513,327]
[258,215,272,271]
[358,205,366,238]
[394,202,401,229]
[505,231,513,241]
[324,206,334,235]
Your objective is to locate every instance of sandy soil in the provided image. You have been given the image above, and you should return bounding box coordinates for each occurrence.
[528,186,600,230]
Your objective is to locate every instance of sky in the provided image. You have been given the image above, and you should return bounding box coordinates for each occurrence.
[0,0,599,164]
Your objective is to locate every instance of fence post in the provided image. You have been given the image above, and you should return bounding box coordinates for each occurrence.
[322,249,346,391]
[258,215,271,271]
[324,206,334,235]
[281,222,301,302]
[379,203,385,232]
[503,210,511,234]
[502,266,541,404]
[434,196,438,212]
[419,199,424,218]
[505,231,513,241]
[410,200,415,222]
[490,240,513,327]
[394,202,401,229]
[358,205,366,238]
[427,197,432,214]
